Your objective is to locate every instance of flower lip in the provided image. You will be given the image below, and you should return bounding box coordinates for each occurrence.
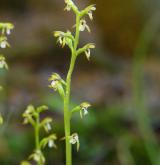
[48,139,54,148]
[79,19,90,32]
[0,41,6,48]
[45,122,52,131]
[6,28,11,35]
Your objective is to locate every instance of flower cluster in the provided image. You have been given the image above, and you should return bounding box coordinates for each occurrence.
[50,0,96,156]
[0,23,14,69]
[0,22,14,126]
[22,105,57,165]
[57,0,96,60]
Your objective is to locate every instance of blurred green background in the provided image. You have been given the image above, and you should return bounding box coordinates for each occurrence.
[0,0,160,164]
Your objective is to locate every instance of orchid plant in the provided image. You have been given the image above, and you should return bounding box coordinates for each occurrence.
[0,22,14,125]
[49,0,96,164]
[21,105,57,165]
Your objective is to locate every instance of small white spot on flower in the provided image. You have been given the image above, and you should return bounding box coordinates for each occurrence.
[50,80,59,91]
[0,41,7,48]
[80,102,91,117]
[48,139,54,148]
[83,108,88,115]
[51,80,56,87]
[45,122,52,132]
[6,28,11,35]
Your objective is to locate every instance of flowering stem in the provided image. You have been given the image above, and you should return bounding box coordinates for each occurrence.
[34,113,42,165]
[64,13,80,165]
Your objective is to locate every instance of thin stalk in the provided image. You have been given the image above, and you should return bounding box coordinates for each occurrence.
[63,13,80,165]
[133,12,160,165]
[35,113,41,165]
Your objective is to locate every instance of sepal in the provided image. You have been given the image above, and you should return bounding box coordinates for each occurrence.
[40,134,57,149]
[77,43,95,60]
[80,4,96,20]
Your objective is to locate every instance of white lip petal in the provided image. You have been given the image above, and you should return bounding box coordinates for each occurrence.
[69,138,76,144]
[0,61,5,68]
[84,109,88,115]
[48,140,54,148]
[79,24,85,31]
[51,80,56,87]
[46,123,52,131]
[6,29,11,35]
[0,41,7,48]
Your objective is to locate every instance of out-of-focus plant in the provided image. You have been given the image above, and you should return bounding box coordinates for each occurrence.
[49,0,96,164]
[132,12,160,165]
[21,105,57,165]
[0,22,14,125]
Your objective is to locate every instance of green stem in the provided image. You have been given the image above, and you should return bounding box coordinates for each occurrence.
[64,14,80,165]
[35,113,41,165]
